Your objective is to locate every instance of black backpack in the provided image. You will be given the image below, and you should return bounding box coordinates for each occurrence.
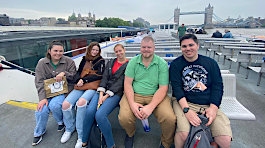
[184,114,214,148]
[87,121,106,148]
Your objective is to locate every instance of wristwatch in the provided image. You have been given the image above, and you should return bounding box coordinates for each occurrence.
[183,107,190,113]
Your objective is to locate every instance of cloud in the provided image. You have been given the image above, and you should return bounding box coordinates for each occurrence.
[0,8,68,19]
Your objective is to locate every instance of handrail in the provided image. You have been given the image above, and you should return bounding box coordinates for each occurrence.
[64,46,87,54]
[0,39,128,76]
[0,57,36,76]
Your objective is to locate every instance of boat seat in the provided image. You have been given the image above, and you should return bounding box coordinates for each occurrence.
[247,62,265,86]
[220,70,230,74]
[220,74,256,120]
[220,97,256,120]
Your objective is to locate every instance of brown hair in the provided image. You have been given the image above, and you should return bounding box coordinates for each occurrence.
[85,42,101,61]
[113,44,125,51]
[46,40,64,59]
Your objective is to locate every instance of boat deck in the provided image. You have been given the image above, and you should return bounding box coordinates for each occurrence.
[1,37,265,148]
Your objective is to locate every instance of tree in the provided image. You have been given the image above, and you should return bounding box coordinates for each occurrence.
[68,14,77,22]
[57,18,65,22]
[96,17,132,28]
[133,21,144,27]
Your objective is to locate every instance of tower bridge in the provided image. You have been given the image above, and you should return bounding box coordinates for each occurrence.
[159,4,262,31]
[174,4,214,29]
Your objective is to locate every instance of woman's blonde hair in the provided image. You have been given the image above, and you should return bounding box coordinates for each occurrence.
[113,44,125,51]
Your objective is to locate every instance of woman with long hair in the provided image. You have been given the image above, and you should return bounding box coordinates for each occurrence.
[82,44,128,148]
[60,42,105,148]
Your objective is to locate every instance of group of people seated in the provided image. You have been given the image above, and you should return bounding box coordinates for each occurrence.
[212,29,233,38]
[32,34,232,148]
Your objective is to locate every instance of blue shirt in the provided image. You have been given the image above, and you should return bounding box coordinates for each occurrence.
[223,32,233,38]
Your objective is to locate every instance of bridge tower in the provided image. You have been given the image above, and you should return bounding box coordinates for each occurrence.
[204,4,214,29]
[174,8,180,26]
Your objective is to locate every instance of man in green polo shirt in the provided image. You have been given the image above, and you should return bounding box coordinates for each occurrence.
[118,36,176,148]
[177,24,187,39]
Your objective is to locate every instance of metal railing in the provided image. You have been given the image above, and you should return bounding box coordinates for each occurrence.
[0,56,36,76]
[0,38,127,76]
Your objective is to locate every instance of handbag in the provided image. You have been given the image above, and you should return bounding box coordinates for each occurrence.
[44,76,68,98]
[74,59,102,90]
[87,121,106,148]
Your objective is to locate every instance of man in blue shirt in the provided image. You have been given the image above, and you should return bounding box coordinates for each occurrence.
[169,34,232,148]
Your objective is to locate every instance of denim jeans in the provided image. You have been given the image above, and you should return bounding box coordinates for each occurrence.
[34,94,65,137]
[96,95,121,148]
[63,89,96,139]
[82,93,121,148]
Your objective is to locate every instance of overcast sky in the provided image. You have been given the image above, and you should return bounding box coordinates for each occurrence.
[1,0,264,25]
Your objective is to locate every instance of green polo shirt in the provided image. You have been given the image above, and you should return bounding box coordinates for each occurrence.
[125,54,169,95]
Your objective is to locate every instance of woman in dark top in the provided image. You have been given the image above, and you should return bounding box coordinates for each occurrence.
[82,44,128,148]
[61,42,105,148]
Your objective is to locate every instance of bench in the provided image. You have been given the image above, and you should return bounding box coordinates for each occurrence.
[213,43,264,62]
[228,51,265,77]
[104,56,176,64]
[199,37,242,46]
[124,43,180,47]
[220,46,265,67]
[220,74,256,120]
[105,50,181,58]
[203,40,245,55]
[247,61,265,86]
[124,46,180,51]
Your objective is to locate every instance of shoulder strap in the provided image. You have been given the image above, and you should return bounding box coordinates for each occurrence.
[92,58,104,67]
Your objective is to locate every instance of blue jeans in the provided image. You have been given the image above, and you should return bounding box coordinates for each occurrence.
[82,93,121,148]
[62,89,96,139]
[34,94,65,137]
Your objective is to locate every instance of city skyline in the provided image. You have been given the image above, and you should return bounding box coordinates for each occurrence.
[0,0,264,25]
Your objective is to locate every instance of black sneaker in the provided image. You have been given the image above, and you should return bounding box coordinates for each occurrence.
[159,141,165,148]
[57,123,65,131]
[124,134,134,148]
[32,136,42,146]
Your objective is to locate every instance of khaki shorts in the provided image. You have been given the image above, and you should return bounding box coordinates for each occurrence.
[172,99,232,138]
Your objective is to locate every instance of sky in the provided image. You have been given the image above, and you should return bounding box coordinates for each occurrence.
[0,0,264,25]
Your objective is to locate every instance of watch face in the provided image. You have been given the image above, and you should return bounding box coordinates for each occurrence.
[183,108,189,113]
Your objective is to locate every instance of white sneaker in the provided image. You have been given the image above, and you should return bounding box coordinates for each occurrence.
[60,131,72,143]
[75,139,82,148]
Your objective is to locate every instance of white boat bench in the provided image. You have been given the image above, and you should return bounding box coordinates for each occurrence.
[248,61,265,86]
[105,50,181,58]
[213,43,265,62]
[203,41,244,55]
[220,74,256,120]
[228,51,265,82]
[199,38,241,46]
[125,43,180,47]
[124,46,180,51]
[219,46,265,67]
